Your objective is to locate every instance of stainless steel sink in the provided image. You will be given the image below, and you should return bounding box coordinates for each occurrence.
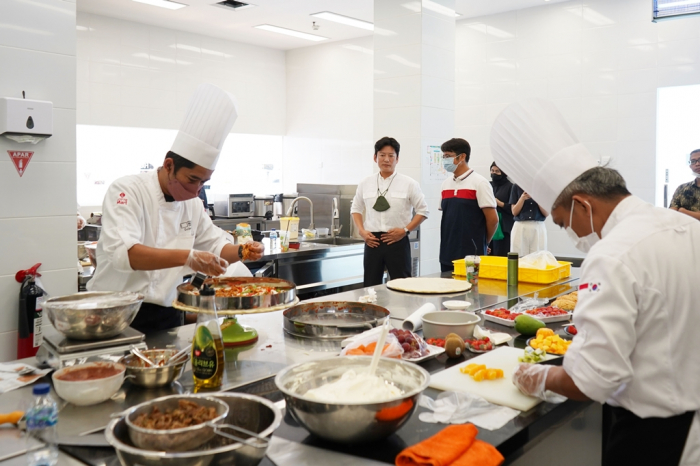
[304,237,364,246]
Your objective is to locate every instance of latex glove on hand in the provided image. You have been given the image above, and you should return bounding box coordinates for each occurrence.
[185,250,228,276]
[242,241,265,262]
[512,363,567,403]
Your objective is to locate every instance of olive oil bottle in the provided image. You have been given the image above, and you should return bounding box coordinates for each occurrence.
[192,285,224,391]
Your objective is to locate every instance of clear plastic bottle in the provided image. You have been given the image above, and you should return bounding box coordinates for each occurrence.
[192,285,225,392]
[25,383,58,466]
[269,228,278,250]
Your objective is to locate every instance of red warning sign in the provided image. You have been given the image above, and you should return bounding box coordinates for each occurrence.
[7,151,35,177]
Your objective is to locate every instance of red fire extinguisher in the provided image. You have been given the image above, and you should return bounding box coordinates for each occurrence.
[16,263,46,359]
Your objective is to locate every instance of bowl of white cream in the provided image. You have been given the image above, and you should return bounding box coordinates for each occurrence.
[274,356,430,444]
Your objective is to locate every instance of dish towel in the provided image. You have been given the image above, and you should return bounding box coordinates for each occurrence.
[419,392,519,431]
[395,424,504,466]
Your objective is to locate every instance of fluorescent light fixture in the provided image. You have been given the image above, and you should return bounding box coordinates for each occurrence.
[254,24,327,41]
[133,0,187,10]
[422,0,460,18]
[311,11,374,31]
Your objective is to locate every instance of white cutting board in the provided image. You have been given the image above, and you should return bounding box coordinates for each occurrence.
[429,346,557,412]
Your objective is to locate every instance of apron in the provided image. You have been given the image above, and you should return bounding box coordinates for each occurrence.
[603,406,698,466]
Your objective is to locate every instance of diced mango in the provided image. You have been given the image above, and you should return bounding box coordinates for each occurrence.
[473,370,486,381]
[536,328,555,338]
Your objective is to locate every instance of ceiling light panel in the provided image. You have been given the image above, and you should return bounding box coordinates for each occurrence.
[132,0,187,10]
[254,25,327,41]
[310,12,374,31]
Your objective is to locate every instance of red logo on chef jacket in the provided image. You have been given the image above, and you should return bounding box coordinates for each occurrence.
[579,283,601,293]
[7,151,35,177]
[117,192,127,205]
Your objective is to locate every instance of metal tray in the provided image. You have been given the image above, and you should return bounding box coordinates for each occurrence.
[283,301,390,340]
[175,277,296,312]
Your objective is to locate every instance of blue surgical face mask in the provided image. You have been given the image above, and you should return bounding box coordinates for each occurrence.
[443,157,459,173]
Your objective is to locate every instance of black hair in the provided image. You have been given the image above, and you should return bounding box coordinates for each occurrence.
[441,138,471,163]
[374,137,400,157]
[165,151,196,174]
[691,149,700,157]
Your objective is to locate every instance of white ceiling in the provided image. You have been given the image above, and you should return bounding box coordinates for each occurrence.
[77,0,572,50]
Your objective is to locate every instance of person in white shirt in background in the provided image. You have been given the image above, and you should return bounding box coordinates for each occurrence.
[491,98,700,466]
[351,137,429,286]
[88,84,264,333]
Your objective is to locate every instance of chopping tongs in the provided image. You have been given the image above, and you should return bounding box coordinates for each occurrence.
[206,421,270,449]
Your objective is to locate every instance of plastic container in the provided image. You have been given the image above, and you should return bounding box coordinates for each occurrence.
[464,256,480,285]
[279,230,290,252]
[280,217,300,241]
[453,256,572,284]
[26,383,58,466]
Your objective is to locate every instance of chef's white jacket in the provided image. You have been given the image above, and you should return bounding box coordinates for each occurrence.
[562,196,700,463]
[350,172,429,232]
[87,171,233,306]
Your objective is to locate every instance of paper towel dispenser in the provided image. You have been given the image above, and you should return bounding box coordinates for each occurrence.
[0,97,53,143]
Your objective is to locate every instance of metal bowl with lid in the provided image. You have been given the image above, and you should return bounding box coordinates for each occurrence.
[174,277,296,313]
[105,393,282,466]
[44,291,143,340]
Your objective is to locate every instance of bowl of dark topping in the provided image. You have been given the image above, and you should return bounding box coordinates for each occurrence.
[124,395,229,452]
[52,361,125,406]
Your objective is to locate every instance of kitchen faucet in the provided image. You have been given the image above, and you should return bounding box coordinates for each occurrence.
[331,197,343,237]
[286,196,315,230]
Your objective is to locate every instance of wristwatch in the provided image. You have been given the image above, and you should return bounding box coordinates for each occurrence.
[404,227,410,235]
[238,246,244,260]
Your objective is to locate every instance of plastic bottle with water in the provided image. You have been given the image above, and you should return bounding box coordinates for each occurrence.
[25,383,58,466]
[269,228,278,250]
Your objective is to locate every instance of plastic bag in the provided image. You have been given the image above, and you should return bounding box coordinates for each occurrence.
[519,251,559,270]
[509,295,549,313]
[389,328,430,360]
[340,331,403,359]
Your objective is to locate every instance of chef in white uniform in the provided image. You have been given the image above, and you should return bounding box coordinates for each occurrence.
[491,98,700,465]
[88,84,263,333]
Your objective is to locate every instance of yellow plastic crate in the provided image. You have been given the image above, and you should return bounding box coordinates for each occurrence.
[453,256,572,285]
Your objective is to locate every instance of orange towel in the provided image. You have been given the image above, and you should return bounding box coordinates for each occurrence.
[396,424,504,466]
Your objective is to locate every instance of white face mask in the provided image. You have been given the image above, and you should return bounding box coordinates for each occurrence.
[566,199,599,253]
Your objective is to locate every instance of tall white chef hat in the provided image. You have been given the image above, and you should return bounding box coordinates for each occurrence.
[170,83,238,170]
[490,98,599,211]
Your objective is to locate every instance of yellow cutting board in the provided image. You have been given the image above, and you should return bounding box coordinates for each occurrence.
[429,346,558,412]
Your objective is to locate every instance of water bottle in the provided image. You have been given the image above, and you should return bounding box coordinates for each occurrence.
[269,228,278,250]
[25,383,58,466]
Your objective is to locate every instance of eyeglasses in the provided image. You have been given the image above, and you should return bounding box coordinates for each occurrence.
[690,159,700,166]
[442,153,461,159]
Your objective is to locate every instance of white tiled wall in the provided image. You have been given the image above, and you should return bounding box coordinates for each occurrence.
[0,0,77,362]
[284,37,375,192]
[455,0,700,258]
[76,13,286,135]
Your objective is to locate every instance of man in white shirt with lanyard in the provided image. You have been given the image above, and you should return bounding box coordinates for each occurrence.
[351,137,429,286]
[491,98,700,466]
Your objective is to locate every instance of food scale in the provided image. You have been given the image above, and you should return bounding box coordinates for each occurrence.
[36,326,147,370]
[174,274,299,347]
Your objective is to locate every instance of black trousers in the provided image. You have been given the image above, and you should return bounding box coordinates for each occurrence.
[363,234,411,286]
[603,405,695,466]
[131,302,183,334]
[491,232,511,257]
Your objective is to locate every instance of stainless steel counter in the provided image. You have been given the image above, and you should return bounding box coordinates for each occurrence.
[0,271,579,464]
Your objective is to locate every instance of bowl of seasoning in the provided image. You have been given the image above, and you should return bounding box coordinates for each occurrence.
[52,361,125,406]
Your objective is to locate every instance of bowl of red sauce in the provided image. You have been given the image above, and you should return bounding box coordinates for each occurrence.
[52,361,125,406]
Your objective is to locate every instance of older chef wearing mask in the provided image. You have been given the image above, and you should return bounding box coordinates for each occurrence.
[88,84,264,333]
[491,98,700,466]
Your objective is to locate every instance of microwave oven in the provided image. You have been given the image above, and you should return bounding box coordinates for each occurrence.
[213,194,255,218]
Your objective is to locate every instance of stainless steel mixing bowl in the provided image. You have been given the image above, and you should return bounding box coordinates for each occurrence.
[124,395,229,452]
[105,393,282,466]
[275,356,430,444]
[44,291,143,340]
[119,349,189,388]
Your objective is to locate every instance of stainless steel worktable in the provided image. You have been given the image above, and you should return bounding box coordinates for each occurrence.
[0,270,581,465]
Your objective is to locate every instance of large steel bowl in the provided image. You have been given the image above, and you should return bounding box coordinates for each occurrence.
[119,349,189,388]
[125,395,229,452]
[275,356,430,444]
[105,393,282,466]
[283,301,390,339]
[44,291,143,340]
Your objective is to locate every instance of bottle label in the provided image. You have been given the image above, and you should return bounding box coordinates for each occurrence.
[192,325,217,380]
[33,299,44,348]
[27,407,57,429]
